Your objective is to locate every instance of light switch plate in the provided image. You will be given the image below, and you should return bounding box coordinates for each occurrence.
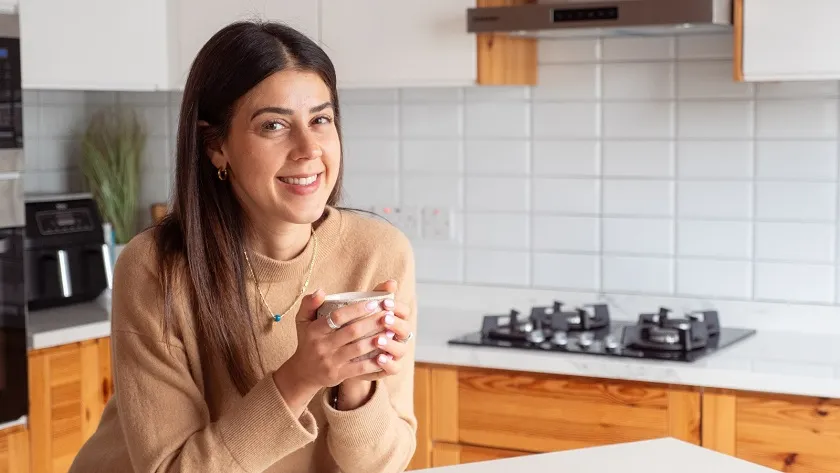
[422,206,453,241]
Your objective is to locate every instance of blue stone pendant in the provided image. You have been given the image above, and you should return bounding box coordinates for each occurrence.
[273,314,282,322]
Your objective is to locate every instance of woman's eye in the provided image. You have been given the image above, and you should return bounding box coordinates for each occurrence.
[313,115,333,125]
[262,121,285,131]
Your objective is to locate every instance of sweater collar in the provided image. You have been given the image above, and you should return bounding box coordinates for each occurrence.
[246,206,343,283]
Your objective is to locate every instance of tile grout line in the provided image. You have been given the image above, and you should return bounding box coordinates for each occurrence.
[671,36,680,297]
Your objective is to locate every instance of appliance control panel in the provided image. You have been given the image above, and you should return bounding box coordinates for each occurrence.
[34,208,95,235]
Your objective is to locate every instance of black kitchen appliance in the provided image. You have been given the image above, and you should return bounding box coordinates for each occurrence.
[448,301,756,362]
[24,193,112,311]
[0,226,27,426]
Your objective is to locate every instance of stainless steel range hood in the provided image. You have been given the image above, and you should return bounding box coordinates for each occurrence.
[466,0,733,39]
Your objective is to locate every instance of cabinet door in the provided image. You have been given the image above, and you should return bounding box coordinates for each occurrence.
[19,0,168,90]
[320,0,477,88]
[173,0,320,90]
[740,0,840,81]
[0,425,29,473]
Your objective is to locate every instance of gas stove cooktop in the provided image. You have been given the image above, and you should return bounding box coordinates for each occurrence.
[447,301,756,362]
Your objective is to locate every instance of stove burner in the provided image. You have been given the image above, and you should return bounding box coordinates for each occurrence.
[450,300,756,363]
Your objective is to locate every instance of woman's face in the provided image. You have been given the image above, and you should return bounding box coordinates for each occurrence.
[209,69,341,227]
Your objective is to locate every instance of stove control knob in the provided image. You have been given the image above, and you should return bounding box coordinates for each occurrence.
[552,332,568,346]
[578,332,594,349]
[604,335,619,350]
[527,330,546,344]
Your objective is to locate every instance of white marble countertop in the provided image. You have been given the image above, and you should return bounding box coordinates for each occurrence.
[27,295,111,350]
[418,437,773,472]
[415,305,840,399]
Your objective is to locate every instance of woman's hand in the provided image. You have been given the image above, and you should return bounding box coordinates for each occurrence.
[273,288,395,417]
[337,279,414,410]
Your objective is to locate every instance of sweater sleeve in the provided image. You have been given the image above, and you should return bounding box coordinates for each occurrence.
[319,234,419,473]
[108,235,318,473]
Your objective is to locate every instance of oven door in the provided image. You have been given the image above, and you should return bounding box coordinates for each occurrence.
[0,226,27,425]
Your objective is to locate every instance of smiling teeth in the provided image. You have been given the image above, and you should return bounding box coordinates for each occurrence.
[280,175,317,186]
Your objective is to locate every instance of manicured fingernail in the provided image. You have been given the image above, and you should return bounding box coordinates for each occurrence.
[366,300,378,310]
[383,299,395,309]
[378,354,389,364]
[377,335,388,346]
[384,313,395,325]
[386,330,395,339]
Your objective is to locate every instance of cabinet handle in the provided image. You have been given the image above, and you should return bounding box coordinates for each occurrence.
[101,243,113,289]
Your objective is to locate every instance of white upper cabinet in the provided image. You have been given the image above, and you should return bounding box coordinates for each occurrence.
[173,0,320,90]
[19,0,169,90]
[740,0,840,81]
[319,0,476,88]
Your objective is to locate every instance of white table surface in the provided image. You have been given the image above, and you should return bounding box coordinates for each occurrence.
[417,438,774,472]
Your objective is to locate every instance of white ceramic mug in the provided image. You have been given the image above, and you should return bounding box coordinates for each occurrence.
[317,291,393,361]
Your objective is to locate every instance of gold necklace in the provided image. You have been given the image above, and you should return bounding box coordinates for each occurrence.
[244,228,318,323]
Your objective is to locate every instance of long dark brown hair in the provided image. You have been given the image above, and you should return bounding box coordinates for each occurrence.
[155,21,344,395]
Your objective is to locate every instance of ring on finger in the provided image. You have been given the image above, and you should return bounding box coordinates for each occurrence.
[326,313,340,330]
[395,331,414,343]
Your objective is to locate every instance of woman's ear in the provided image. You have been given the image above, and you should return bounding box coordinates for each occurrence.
[198,120,226,169]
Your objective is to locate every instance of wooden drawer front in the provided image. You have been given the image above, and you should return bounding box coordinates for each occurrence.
[0,425,29,473]
[431,442,530,468]
[737,394,840,472]
[457,368,699,453]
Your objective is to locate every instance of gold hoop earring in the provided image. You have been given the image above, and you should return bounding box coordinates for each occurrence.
[217,166,228,181]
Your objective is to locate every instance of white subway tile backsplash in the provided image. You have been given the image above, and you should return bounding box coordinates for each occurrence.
[341,104,399,137]
[465,213,529,249]
[602,141,674,177]
[403,176,462,207]
[533,102,600,139]
[603,102,674,139]
[602,37,675,62]
[344,139,400,173]
[402,104,463,138]
[755,222,836,263]
[676,33,732,59]
[538,39,600,63]
[466,177,528,212]
[602,180,674,217]
[414,246,464,283]
[678,101,754,139]
[342,174,399,206]
[532,216,600,252]
[465,249,530,286]
[602,63,675,100]
[677,181,753,219]
[465,140,529,175]
[755,141,838,180]
[140,137,170,172]
[754,262,835,303]
[602,218,673,255]
[400,87,463,102]
[532,178,600,214]
[677,61,754,99]
[465,102,529,138]
[756,182,837,221]
[534,64,600,101]
[677,259,752,299]
[402,140,462,173]
[677,220,752,259]
[602,255,673,294]
[756,100,839,139]
[464,86,530,102]
[532,253,600,291]
[339,88,399,103]
[532,141,600,176]
[677,141,754,179]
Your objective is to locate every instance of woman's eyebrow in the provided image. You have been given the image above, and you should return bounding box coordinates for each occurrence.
[250,101,333,120]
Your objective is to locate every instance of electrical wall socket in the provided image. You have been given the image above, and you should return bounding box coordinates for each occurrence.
[422,206,453,241]
[366,205,420,239]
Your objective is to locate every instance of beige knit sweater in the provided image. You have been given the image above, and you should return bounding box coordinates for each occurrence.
[68,207,418,473]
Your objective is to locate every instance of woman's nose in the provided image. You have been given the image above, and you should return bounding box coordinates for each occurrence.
[290,128,323,160]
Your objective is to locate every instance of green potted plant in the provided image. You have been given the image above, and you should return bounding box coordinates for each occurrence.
[80,105,146,264]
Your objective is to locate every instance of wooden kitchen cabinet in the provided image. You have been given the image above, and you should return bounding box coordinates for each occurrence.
[171,0,320,90]
[27,337,113,473]
[19,0,169,90]
[408,363,701,469]
[0,425,29,473]
[703,389,840,472]
[735,0,840,81]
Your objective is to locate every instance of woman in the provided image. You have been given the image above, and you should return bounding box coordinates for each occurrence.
[69,20,417,473]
